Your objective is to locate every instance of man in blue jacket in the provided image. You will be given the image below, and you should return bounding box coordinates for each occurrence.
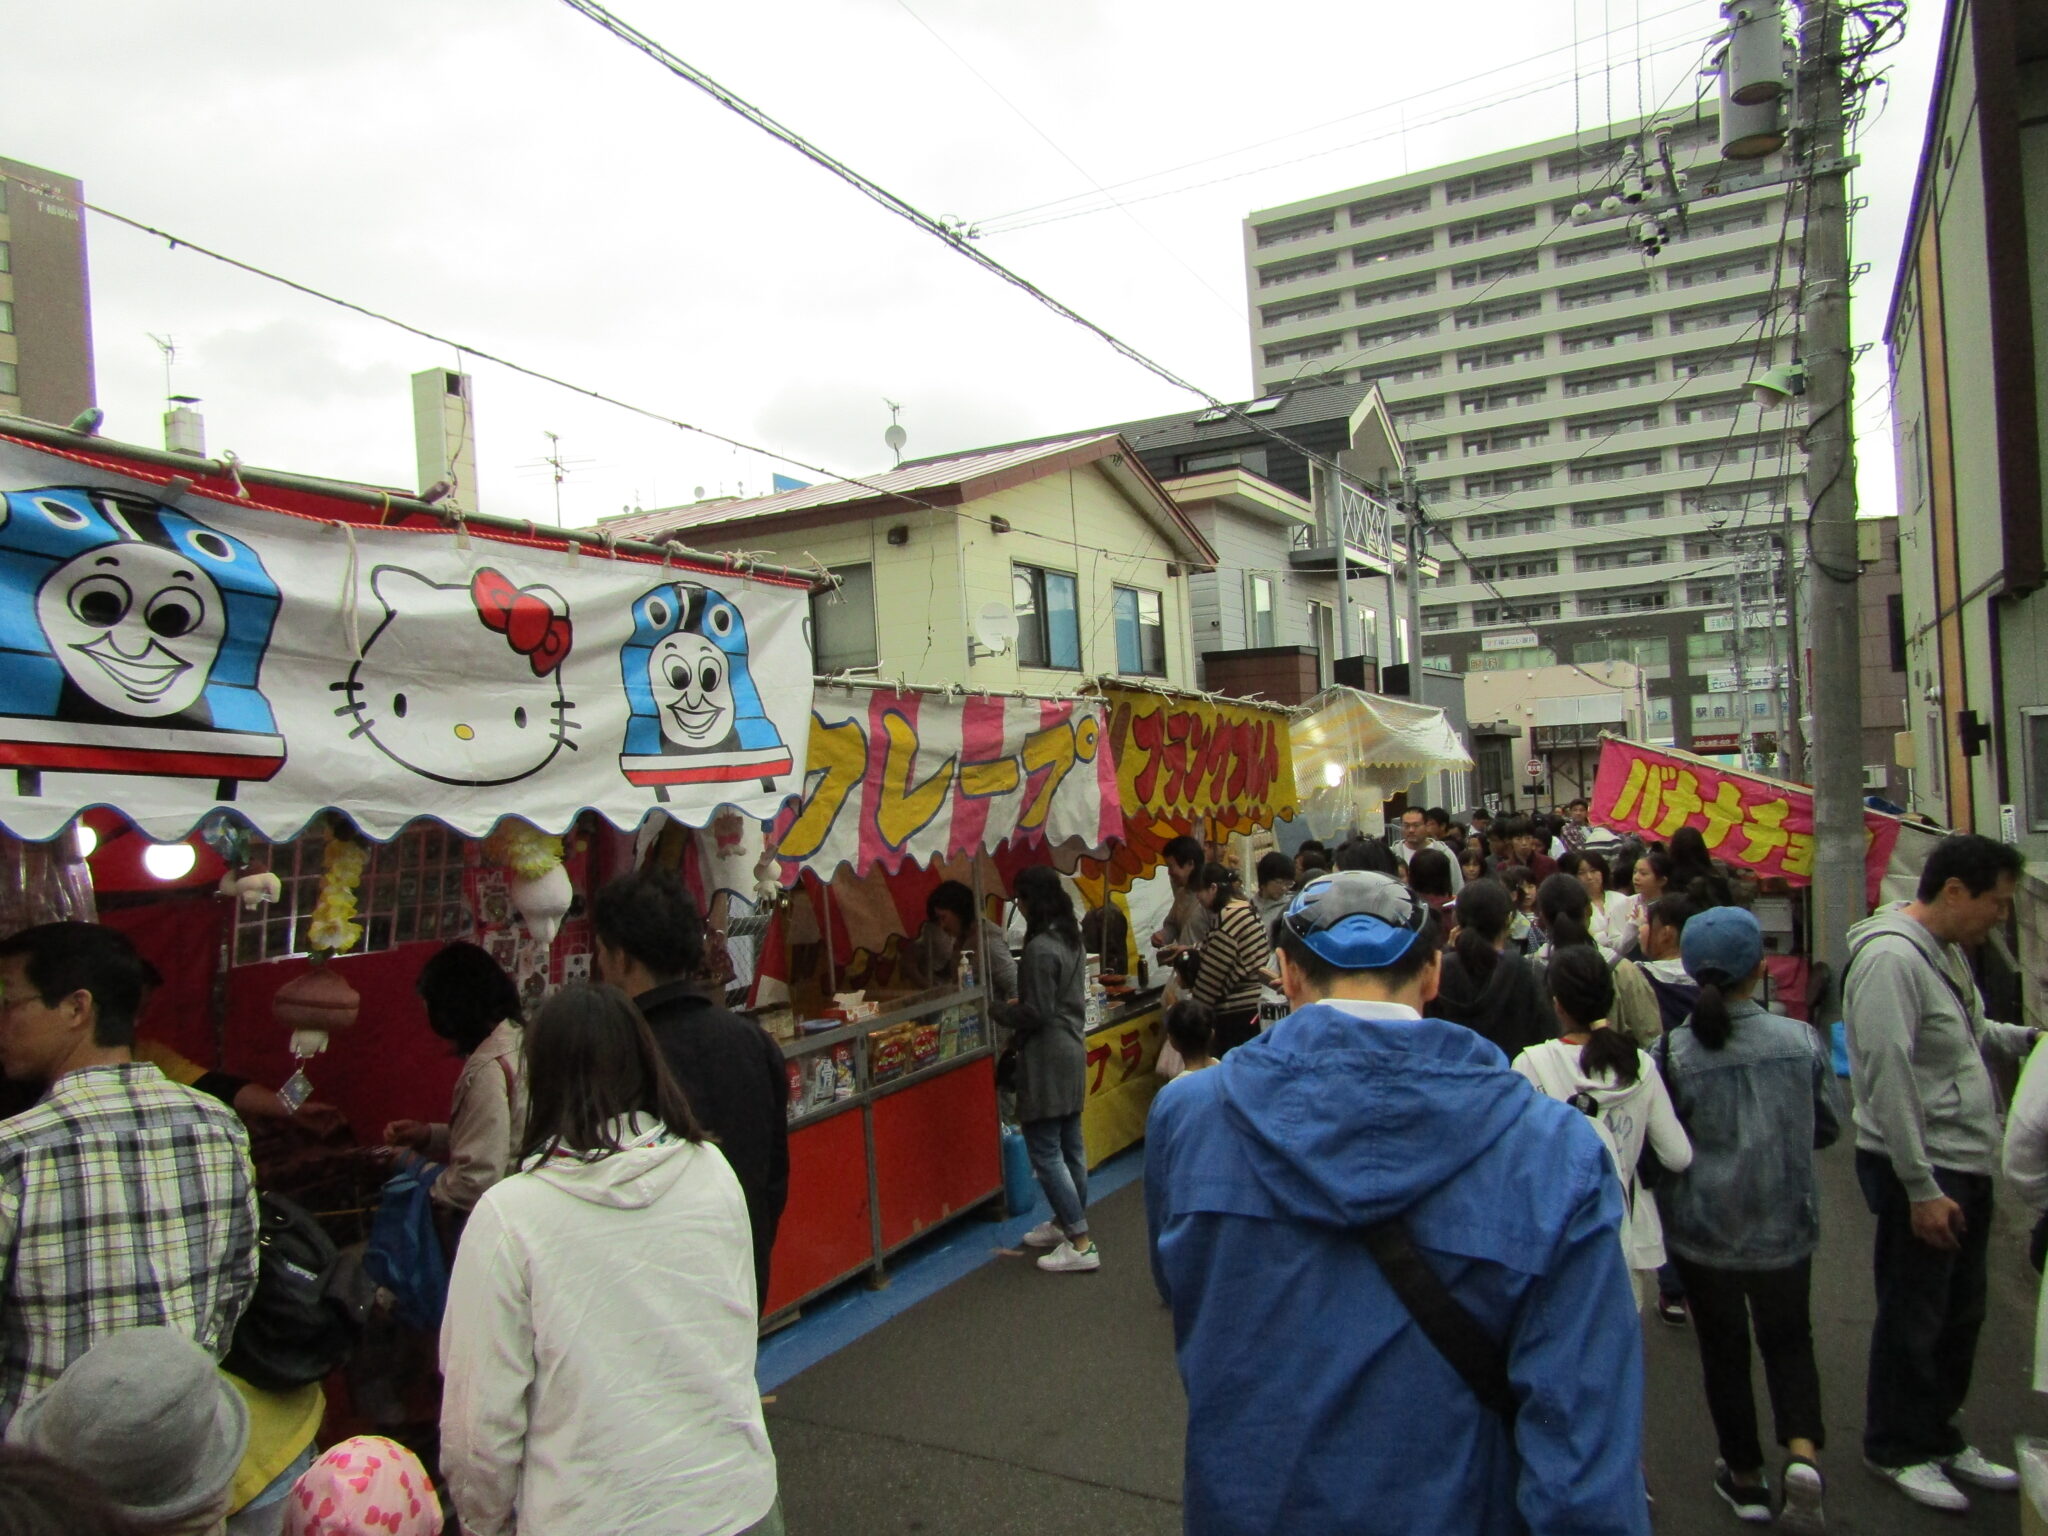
[1146,871,1648,1536]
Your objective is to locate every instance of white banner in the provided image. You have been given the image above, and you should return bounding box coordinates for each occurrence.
[0,437,815,842]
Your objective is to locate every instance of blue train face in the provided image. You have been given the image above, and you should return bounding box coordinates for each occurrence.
[619,581,791,790]
[0,486,282,773]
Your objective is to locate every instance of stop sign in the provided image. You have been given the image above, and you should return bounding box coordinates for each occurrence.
[1524,757,1544,781]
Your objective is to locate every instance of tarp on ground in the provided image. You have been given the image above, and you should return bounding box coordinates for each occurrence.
[1082,683,1298,893]
[1288,685,1474,838]
[1590,736,1902,905]
[0,434,816,843]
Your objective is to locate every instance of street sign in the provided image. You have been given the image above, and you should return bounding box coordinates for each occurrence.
[1524,757,1544,781]
[1692,733,1742,753]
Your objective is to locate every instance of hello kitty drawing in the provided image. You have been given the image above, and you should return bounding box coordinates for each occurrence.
[332,566,578,786]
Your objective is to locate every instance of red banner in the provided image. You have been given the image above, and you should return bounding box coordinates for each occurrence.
[1591,740,1900,904]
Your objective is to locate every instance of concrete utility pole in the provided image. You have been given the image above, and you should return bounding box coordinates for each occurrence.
[1731,551,1751,756]
[1401,464,1423,702]
[1796,0,1865,1006]
[1317,463,1355,663]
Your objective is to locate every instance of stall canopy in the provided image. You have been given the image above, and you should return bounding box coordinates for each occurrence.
[1081,683,1298,893]
[0,433,816,843]
[1591,737,1902,905]
[1289,686,1473,837]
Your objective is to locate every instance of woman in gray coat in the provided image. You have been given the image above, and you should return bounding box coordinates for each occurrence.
[1009,865,1097,1274]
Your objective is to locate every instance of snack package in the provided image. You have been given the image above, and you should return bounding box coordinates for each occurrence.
[785,1061,804,1120]
[870,1025,909,1084]
[832,1042,857,1098]
[912,1021,941,1070]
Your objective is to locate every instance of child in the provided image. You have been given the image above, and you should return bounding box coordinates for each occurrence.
[1165,998,1219,1075]
[285,1436,442,1535]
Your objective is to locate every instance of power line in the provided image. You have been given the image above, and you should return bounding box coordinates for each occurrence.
[968,0,1708,231]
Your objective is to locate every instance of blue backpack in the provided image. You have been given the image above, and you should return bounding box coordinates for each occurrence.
[362,1167,449,1333]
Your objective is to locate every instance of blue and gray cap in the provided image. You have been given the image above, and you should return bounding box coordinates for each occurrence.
[1281,871,1430,969]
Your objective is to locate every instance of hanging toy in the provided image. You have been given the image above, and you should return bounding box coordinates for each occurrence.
[486,820,573,947]
[276,825,369,1106]
[219,870,282,910]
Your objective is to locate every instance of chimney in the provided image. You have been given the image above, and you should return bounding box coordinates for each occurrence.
[412,367,477,512]
[164,395,205,456]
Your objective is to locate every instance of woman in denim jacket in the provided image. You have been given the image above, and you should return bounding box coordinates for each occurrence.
[1656,907,1840,1531]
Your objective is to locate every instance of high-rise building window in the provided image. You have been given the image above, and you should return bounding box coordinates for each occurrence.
[0,301,13,335]
[0,242,11,274]
[1248,574,1277,647]
[0,362,15,396]
[1013,564,1081,670]
[1112,586,1167,676]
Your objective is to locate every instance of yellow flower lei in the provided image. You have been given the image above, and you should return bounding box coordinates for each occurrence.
[486,821,564,882]
[306,837,369,955]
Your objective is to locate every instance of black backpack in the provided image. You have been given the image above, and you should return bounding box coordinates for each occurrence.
[223,1192,374,1391]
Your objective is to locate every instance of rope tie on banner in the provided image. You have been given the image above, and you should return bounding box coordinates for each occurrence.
[373,490,393,526]
[599,528,618,560]
[339,523,364,659]
[219,451,250,499]
[451,510,471,551]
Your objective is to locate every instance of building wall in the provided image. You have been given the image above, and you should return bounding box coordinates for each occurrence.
[1182,502,1393,670]
[1856,517,1910,805]
[0,159,94,425]
[1887,0,2047,854]
[1242,115,1806,748]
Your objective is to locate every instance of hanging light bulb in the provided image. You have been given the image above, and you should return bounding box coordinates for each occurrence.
[72,822,98,860]
[142,842,198,881]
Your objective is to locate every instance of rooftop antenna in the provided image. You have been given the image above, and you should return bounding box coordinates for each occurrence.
[517,430,595,527]
[883,399,908,467]
[146,334,177,399]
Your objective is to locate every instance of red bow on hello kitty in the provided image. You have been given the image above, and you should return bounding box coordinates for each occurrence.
[471,569,572,676]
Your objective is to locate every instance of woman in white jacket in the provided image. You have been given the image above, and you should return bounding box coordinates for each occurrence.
[2002,1044,2048,1393]
[440,984,781,1536]
[1513,943,1693,1311]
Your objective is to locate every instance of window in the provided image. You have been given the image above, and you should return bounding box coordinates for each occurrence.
[1672,304,1764,335]
[1571,453,1662,483]
[1390,398,1447,427]
[1666,254,1771,289]
[1691,693,1738,722]
[1572,497,1663,527]
[1463,469,1552,497]
[1456,341,1543,371]
[1575,543,1666,572]
[1447,211,1536,246]
[2024,710,2048,831]
[1565,365,1657,396]
[1247,574,1277,647]
[1567,409,1660,440]
[1557,279,1651,310]
[1357,607,1380,658]
[0,301,13,335]
[1472,601,1561,625]
[1257,253,1340,287]
[1355,275,1438,309]
[1468,645,1557,671]
[1178,447,1268,477]
[1376,357,1443,383]
[1573,637,1671,672]
[0,362,15,396]
[1013,564,1080,669]
[1561,321,1653,353]
[1887,593,1907,672]
[1454,298,1542,330]
[1680,206,1770,241]
[1674,395,1747,426]
[1255,214,1336,248]
[1466,511,1556,540]
[1444,165,1533,202]
[0,242,10,274]
[1349,190,1432,226]
[1353,232,1434,266]
[1422,607,1461,632]
[1358,316,1440,348]
[1688,631,1733,662]
[1451,254,1539,288]
[1553,236,1632,268]
[811,562,879,673]
[1578,587,1669,616]
[233,824,472,966]
[1264,333,1347,366]
[1467,556,1558,582]
[1261,299,1342,328]
[1113,586,1167,676]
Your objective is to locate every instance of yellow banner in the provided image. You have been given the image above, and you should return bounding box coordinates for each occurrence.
[1080,1004,1164,1169]
[1087,686,1298,892]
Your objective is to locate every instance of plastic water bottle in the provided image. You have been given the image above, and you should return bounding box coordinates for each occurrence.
[959,950,977,991]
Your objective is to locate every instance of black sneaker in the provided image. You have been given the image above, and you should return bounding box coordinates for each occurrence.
[1714,1461,1772,1524]
[1657,1293,1688,1327]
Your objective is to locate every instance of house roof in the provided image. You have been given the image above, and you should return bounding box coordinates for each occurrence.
[599,432,1217,565]
[1106,380,1374,456]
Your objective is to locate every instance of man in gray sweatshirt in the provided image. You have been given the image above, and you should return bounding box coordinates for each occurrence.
[1844,832,2035,1513]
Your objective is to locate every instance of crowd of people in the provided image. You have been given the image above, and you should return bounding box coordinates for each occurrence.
[1145,816,2041,1535]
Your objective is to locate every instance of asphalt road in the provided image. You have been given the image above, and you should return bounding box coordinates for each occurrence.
[768,1139,2046,1534]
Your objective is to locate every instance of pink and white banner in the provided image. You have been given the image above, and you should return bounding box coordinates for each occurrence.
[772,684,1121,883]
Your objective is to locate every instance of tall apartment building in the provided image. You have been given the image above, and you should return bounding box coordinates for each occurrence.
[0,157,95,427]
[1243,115,1805,756]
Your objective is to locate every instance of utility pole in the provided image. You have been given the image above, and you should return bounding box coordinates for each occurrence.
[1400,464,1423,701]
[1796,0,1865,1007]
[1730,552,1751,758]
[1781,501,1806,773]
[1316,463,1354,664]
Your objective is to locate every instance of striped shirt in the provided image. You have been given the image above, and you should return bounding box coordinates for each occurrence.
[0,1061,258,1430]
[1191,899,1270,1017]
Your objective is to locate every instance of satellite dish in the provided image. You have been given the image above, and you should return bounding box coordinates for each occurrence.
[972,602,1018,656]
[885,423,907,452]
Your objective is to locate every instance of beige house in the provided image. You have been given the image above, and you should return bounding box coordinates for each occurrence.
[599,435,1217,692]
[1465,661,1646,809]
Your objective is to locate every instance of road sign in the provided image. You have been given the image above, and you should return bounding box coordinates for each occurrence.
[1524,757,1544,782]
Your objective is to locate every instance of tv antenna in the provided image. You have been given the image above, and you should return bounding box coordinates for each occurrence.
[883,399,907,467]
[517,430,596,527]
[146,334,178,399]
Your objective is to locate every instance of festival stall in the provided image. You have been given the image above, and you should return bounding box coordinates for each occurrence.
[1073,683,1299,1167]
[1288,685,1476,841]
[750,680,1121,1317]
[0,422,819,1157]
[1589,736,1909,1014]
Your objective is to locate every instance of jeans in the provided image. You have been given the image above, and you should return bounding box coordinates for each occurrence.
[1023,1112,1089,1238]
[1856,1149,1994,1466]
[1670,1254,1825,1472]
[224,1443,318,1535]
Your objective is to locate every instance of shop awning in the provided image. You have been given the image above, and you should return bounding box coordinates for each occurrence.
[0,433,817,844]
[1289,686,1473,836]
[1083,683,1299,891]
[771,682,1121,885]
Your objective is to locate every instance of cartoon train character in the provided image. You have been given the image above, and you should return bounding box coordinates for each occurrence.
[619,582,793,797]
[0,485,284,799]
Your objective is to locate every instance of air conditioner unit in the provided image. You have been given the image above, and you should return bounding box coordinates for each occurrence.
[1862,764,1889,790]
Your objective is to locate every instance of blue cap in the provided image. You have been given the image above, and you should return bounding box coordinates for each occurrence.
[1681,905,1764,987]
[1282,871,1428,969]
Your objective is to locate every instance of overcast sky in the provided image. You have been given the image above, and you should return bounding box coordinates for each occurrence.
[7,0,1935,529]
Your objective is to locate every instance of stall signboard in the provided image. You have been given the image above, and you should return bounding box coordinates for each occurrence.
[1085,685,1298,891]
[1592,738,1900,903]
[773,684,1120,882]
[0,434,815,843]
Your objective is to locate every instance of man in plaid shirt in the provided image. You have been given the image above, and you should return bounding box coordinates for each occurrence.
[0,921,258,1431]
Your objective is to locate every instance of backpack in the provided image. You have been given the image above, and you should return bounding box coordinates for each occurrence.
[223,1191,374,1391]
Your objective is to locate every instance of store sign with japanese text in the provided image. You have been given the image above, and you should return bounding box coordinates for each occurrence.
[1085,685,1298,890]
[1592,739,1899,902]
[0,435,815,843]
[773,684,1120,882]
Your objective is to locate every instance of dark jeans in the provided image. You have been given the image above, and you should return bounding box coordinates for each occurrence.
[1023,1112,1089,1237]
[1211,1007,1261,1058]
[1856,1149,1994,1466]
[1670,1254,1826,1472]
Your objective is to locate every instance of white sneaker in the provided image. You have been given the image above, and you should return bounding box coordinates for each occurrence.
[1944,1446,2019,1491]
[1778,1459,1826,1533]
[1865,1458,1969,1512]
[1036,1240,1100,1273]
[1019,1220,1064,1249]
